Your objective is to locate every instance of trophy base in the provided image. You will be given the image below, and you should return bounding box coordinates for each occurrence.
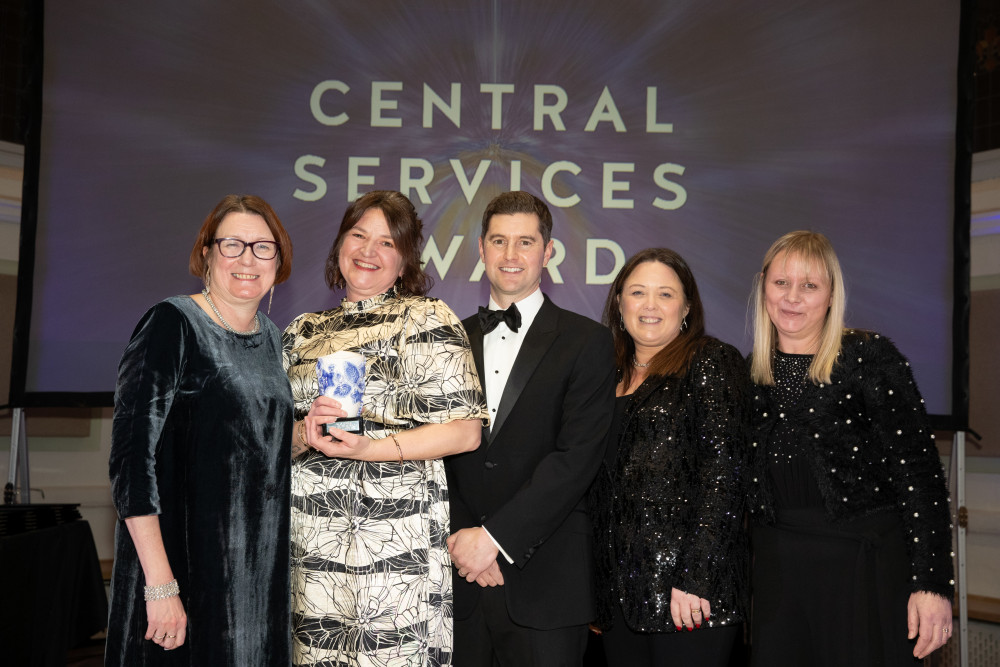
[322,419,364,437]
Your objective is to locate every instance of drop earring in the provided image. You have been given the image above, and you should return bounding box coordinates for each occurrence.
[267,286,274,315]
[680,316,688,331]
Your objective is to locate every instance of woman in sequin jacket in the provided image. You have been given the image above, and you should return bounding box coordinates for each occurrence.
[591,248,752,666]
[747,231,954,665]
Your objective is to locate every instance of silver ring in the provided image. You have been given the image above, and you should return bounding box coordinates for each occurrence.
[154,634,166,640]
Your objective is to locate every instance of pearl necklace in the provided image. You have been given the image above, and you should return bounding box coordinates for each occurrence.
[632,358,651,368]
[202,288,259,334]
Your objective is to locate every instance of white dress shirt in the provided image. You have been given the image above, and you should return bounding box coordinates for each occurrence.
[482,288,544,430]
[480,288,545,563]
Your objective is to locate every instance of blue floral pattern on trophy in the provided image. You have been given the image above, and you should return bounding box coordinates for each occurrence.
[316,353,365,416]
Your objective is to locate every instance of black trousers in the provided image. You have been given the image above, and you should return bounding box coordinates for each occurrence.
[454,585,589,667]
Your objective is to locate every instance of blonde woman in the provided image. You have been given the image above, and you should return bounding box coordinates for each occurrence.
[747,231,954,665]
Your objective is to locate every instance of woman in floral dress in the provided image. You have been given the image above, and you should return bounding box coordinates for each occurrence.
[284,190,487,666]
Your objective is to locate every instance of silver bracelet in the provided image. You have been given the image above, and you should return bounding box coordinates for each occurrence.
[144,579,180,601]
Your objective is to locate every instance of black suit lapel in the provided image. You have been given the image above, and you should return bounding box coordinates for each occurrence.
[490,296,559,443]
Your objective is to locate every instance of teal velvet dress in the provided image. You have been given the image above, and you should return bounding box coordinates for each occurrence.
[106,296,293,665]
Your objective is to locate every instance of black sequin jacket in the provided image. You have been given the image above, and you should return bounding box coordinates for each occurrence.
[748,330,955,599]
[591,337,752,632]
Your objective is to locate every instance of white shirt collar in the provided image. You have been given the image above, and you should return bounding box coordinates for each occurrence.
[488,288,544,329]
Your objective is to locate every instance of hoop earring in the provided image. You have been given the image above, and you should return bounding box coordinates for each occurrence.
[267,286,274,315]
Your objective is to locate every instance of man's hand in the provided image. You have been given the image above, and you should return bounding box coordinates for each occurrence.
[474,561,505,588]
[447,527,499,582]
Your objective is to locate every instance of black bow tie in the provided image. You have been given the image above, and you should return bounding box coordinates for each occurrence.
[478,304,521,334]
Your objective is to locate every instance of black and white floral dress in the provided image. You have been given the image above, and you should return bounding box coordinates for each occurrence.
[283,288,487,667]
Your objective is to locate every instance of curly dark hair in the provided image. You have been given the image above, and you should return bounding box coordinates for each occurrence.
[324,190,432,296]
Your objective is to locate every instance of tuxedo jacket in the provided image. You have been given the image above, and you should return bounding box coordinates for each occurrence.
[446,295,616,630]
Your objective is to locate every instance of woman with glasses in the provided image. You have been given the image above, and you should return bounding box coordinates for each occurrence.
[107,194,295,665]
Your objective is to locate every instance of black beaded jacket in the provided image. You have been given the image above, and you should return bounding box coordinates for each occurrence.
[591,337,752,632]
[748,330,955,599]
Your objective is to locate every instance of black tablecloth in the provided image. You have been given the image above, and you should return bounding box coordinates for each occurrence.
[0,516,108,666]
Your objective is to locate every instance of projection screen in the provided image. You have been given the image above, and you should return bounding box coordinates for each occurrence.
[12,1,968,425]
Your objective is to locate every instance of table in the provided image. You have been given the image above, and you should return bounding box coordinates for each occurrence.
[0,510,108,666]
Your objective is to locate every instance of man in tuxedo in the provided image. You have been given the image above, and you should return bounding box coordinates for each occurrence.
[446,191,616,666]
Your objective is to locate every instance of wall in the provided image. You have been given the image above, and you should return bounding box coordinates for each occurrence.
[0,141,118,559]
[961,148,1000,599]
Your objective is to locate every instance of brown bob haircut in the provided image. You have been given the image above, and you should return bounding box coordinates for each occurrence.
[480,191,553,244]
[188,194,293,284]
[324,190,432,296]
[602,247,708,388]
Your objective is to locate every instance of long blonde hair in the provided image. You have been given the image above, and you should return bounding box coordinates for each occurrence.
[750,231,846,385]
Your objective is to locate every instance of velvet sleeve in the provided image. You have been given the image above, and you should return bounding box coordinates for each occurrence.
[861,333,955,599]
[673,341,752,598]
[109,302,188,519]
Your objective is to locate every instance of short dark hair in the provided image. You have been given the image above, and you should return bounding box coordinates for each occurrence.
[480,191,553,243]
[189,194,292,284]
[602,247,707,386]
[325,190,432,296]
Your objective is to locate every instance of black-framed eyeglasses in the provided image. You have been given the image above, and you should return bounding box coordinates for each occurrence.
[212,238,280,260]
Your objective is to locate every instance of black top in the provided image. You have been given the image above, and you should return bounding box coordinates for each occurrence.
[592,337,752,632]
[766,351,825,509]
[748,330,955,599]
[602,394,632,471]
[106,296,293,665]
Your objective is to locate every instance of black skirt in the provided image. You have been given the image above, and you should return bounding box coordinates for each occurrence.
[750,508,921,667]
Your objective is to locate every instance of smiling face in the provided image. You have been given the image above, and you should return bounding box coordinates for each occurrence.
[202,211,277,306]
[763,250,833,353]
[338,207,405,301]
[478,212,553,308]
[618,260,690,361]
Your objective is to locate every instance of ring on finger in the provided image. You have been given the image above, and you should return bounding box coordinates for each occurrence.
[154,634,166,640]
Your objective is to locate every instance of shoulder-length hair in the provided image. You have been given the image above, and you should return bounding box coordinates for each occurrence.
[189,194,293,284]
[324,190,432,296]
[602,248,707,388]
[750,230,846,385]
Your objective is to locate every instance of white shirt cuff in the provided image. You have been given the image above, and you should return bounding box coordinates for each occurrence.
[482,526,515,564]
